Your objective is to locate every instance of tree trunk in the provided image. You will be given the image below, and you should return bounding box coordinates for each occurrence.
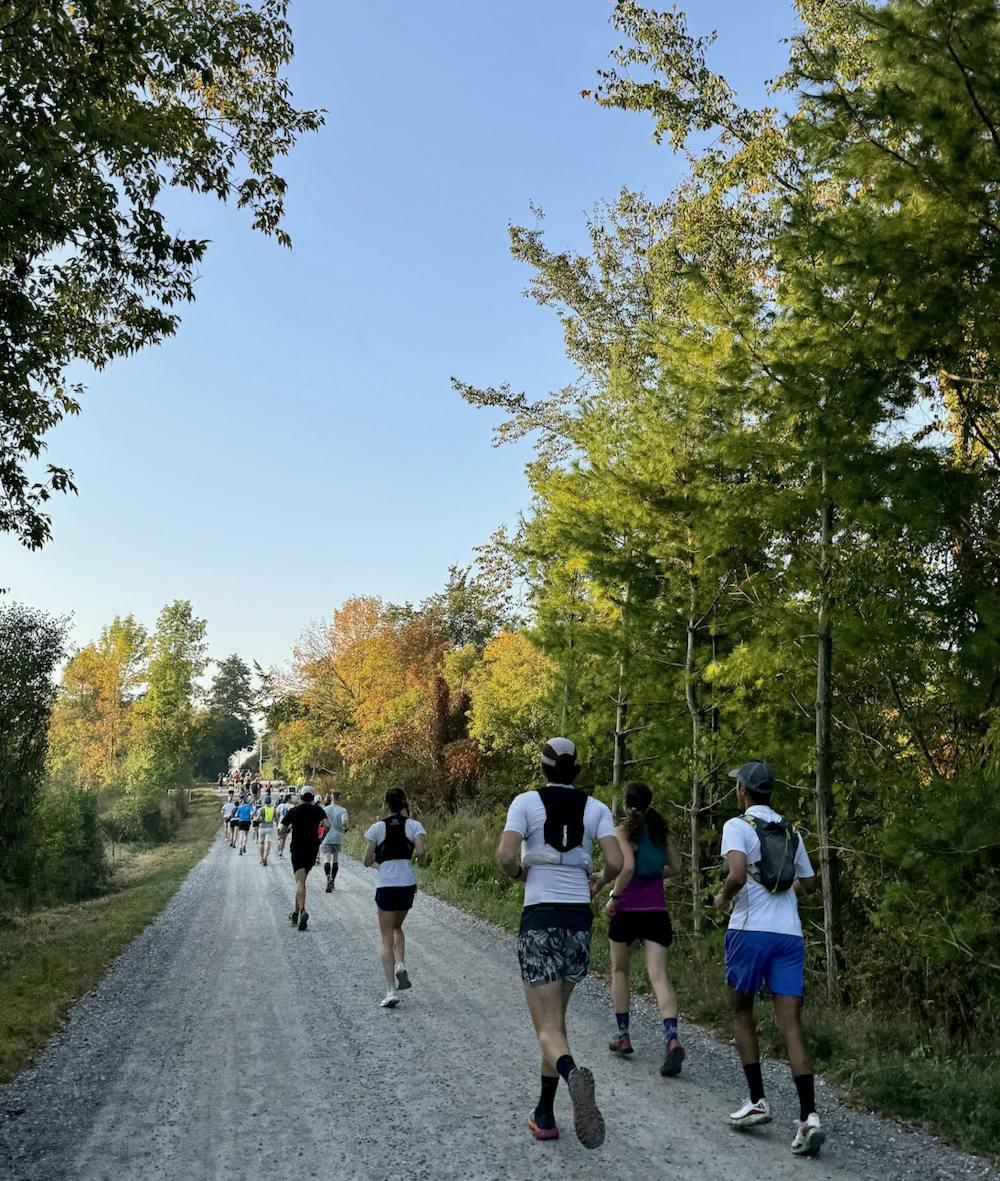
[686,598,703,935]
[815,465,841,997]
[612,655,628,795]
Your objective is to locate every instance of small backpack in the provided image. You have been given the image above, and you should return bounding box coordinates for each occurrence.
[741,815,800,893]
[536,787,587,853]
[634,826,667,879]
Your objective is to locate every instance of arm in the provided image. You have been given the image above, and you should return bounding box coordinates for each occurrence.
[363,840,377,869]
[794,874,818,896]
[589,833,624,897]
[413,833,427,865]
[496,830,526,881]
[664,837,681,879]
[713,849,748,911]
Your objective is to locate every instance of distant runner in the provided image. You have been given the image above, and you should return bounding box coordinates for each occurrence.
[277,787,329,931]
[713,760,824,1156]
[275,793,293,858]
[235,798,254,855]
[593,781,685,1076]
[221,797,236,834]
[496,737,621,1150]
[321,788,349,892]
[256,799,275,866]
[363,788,426,1009]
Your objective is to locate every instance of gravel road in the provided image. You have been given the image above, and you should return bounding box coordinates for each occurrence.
[1,830,996,1181]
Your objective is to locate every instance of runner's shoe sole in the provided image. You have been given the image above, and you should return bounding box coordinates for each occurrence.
[731,1110,772,1128]
[396,968,411,990]
[567,1067,605,1149]
[527,1117,559,1141]
[792,1127,826,1156]
[660,1041,686,1077]
[298,911,309,931]
[289,911,299,926]
[609,1037,634,1057]
[380,995,400,1008]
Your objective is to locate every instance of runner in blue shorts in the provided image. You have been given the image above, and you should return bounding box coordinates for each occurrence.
[713,760,825,1157]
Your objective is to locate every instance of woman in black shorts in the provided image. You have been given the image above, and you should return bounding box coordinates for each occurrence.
[592,782,685,1077]
[363,788,427,1009]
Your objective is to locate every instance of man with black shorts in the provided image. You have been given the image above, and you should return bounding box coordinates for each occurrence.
[235,798,254,855]
[496,737,621,1150]
[277,787,329,931]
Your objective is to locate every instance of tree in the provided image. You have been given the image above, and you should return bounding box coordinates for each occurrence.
[194,654,256,778]
[128,600,207,793]
[0,603,67,883]
[0,1,323,546]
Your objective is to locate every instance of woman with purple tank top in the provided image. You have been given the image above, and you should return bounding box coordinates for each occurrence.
[591,781,685,1077]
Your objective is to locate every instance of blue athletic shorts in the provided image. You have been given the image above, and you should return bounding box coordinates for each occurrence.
[724,930,805,997]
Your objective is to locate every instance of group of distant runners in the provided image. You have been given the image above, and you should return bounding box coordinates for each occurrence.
[216,736,825,1158]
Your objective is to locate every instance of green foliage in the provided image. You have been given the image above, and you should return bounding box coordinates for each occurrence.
[0,1,322,546]
[0,604,67,891]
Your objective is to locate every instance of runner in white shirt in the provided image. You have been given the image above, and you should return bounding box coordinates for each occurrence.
[321,788,349,893]
[363,788,426,1009]
[496,738,621,1150]
[713,760,824,1156]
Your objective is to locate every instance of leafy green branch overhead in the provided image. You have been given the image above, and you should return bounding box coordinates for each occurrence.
[0,0,323,546]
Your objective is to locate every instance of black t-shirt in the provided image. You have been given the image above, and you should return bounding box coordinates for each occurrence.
[280,803,327,851]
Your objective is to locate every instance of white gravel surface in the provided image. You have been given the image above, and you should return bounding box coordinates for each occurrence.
[1,832,997,1181]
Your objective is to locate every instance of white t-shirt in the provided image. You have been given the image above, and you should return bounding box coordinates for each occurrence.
[323,803,348,842]
[364,818,426,887]
[221,802,235,819]
[504,786,615,906]
[720,805,815,937]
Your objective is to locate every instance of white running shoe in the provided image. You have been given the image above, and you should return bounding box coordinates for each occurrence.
[395,963,411,990]
[729,1097,772,1127]
[380,990,400,1009]
[791,1113,825,1156]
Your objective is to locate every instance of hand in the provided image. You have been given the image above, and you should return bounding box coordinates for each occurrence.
[713,892,729,912]
[589,874,604,899]
[605,897,619,917]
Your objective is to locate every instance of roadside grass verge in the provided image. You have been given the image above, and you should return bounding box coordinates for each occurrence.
[348,806,1000,1158]
[0,788,218,1083]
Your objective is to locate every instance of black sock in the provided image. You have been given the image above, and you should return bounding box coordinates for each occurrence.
[323,863,331,878]
[555,1055,576,1081]
[535,1075,559,1119]
[743,1062,765,1102]
[331,863,339,882]
[793,1073,815,1121]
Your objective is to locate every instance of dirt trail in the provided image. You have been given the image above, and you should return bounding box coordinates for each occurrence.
[1,834,995,1181]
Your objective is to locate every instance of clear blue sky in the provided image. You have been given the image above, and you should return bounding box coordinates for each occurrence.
[3,0,795,671]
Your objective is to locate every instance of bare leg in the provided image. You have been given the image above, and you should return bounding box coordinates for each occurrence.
[644,941,678,1019]
[393,918,406,966]
[377,908,397,987]
[294,869,307,914]
[524,979,574,1068]
[772,994,812,1075]
[730,988,760,1065]
[609,940,632,1014]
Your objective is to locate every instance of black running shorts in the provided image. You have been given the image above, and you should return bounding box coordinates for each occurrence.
[375,885,417,912]
[291,845,319,874]
[238,821,251,832]
[608,908,673,948]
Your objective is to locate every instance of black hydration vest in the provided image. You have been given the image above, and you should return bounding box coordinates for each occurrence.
[536,787,587,853]
[375,813,415,863]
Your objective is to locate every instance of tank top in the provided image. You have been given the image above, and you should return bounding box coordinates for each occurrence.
[617,825,667,912]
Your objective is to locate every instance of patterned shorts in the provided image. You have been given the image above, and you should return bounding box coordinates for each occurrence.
[517,905,593,987]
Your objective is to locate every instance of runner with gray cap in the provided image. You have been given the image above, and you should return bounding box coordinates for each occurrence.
[713,759,825,1156]
[496,737,622,1150]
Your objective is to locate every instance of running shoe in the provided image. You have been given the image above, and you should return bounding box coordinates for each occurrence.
[325,879,334,893]
[297,910,309,931]
[609,1033,634,1056]
[660,1038,686,1077]
[566,1067,605,1149]
[527,1113,559,1141]
[729,1097,772,1128]
[395,965,411,990]
[288,910,299,926]
[380,990,400,1009]
[791,1113,825,1156]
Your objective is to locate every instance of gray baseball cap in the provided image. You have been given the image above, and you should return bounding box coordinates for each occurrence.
[300,785,315,800]
[729,760,775,794]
